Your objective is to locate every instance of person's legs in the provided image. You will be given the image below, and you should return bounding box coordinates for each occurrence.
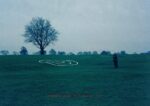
[113,54,118,69]
[114,60,118,68]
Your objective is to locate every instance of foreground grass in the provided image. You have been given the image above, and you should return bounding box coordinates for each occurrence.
[0,55,150,106]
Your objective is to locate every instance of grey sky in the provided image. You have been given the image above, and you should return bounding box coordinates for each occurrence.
[0,0,150,53]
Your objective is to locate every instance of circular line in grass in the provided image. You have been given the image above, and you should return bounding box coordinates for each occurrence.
[38,59,78,66]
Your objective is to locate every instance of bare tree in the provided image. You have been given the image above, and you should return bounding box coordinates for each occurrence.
[23,17,58,55]
[101,51,111,55]
[0,50,9,55]
[58,51,66,55]
[68,52,75,56]
[20,46,28,55]
[77,52,83,55]
[49,49,57,55]
[92,51,99,55]
[13,51,19,55]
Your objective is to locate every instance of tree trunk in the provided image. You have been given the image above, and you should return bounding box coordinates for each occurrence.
[40,47,45,55]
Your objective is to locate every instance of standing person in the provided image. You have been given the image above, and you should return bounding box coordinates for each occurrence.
[113,53,118,68]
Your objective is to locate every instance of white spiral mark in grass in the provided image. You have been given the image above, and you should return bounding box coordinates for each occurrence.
[39,60,78,66]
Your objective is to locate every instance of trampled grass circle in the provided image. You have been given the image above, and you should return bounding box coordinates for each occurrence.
[39,59,78,66]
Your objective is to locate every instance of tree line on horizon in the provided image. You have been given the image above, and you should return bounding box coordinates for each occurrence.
[0,47,150,56]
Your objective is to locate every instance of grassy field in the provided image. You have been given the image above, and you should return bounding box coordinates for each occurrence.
[0,55,150,106]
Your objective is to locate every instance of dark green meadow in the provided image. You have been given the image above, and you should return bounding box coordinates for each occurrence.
[0,55,150,106]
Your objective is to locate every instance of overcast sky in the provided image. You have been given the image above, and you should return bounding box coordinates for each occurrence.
[0,0,150,54]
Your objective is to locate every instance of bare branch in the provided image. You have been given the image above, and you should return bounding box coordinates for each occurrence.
[23,17,58,55]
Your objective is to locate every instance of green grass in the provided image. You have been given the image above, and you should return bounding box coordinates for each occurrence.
[0,55,150,106]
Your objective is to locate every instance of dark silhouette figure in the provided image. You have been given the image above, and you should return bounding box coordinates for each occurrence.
[113,54,118,68]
